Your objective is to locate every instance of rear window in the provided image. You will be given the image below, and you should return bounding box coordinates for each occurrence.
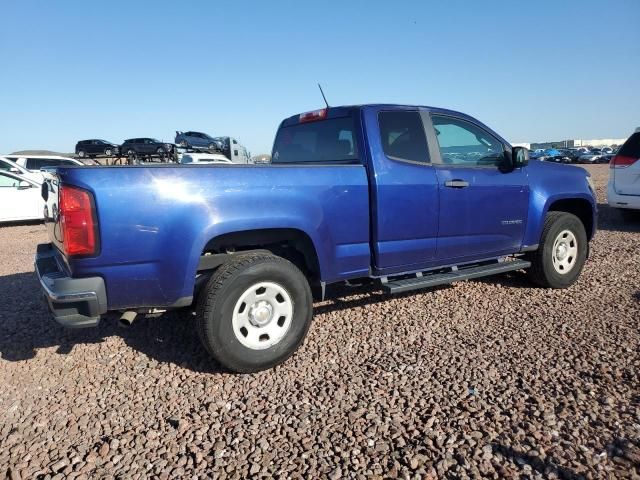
[618,133,640,158]
[272,116,358,164]
[26,158,67,169]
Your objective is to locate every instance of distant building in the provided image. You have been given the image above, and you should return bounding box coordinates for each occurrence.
[512,137,628,150]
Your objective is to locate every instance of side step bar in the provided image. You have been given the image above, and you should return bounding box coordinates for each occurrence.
[382,259,531,294]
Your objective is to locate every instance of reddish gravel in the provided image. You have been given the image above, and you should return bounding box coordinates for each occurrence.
[1,165,639,479]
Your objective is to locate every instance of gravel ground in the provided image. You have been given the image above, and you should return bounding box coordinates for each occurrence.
[1,165,639,479]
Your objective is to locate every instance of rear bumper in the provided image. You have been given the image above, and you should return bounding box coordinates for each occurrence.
[35,243,107,328]
[608,183,640,210]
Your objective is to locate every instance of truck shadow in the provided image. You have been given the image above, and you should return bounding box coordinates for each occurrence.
[596,202,640,233]
[0,271,223,373]
[0,268,548,372]
[490,443,585,479]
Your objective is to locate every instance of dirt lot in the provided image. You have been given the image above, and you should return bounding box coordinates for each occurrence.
[0,165,638,479]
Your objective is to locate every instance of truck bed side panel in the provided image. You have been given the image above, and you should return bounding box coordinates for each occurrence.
[56,165,370,310]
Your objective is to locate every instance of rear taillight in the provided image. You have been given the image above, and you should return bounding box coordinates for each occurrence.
[299,108,327,123]
[610,155,638,168]
[59,185,98,256]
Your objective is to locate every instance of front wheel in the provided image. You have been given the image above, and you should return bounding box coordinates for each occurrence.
[104,148,112,156]
[196,253,313,373]
[526,212,588,288]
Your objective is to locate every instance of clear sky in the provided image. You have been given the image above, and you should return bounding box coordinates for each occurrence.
[1,0,638,155]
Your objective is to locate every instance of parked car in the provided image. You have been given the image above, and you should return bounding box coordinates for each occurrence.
[0,170,43,222]
[608,130,640,219]
[179,153,233,165]
[542,148,572,163]
[4,155,85,171]
[120,138,174,159]
[559,149,581,163]
[175,131,222,150]
[529,149,545,160]
[0,156,43,183]
[578,150,604,164]
[75,139,120,158]
[36,104,596,373]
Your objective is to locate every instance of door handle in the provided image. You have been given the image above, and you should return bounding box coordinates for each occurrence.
[444,179,470,188]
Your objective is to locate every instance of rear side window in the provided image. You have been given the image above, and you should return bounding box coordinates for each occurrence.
[27,158,65,169]
[378,111,429,163]
[618,132,640,158]
[272,116,358,164]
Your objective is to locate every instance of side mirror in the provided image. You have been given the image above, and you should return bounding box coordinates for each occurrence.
[513,146,529,168]
[18,180,32,190]
[9,167,20,173]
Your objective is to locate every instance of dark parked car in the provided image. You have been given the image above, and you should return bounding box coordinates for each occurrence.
[175,131,222,150]
[120,138,174,159]
[75,139,120,158]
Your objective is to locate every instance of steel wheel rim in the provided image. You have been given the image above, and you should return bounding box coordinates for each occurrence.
[232,281,293,350]
[552,229,578,274]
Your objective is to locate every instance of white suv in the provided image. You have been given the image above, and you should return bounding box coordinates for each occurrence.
[608,129,640,219]
[4,155,85,172]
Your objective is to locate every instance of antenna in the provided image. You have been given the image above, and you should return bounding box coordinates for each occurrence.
[317,83,329,108]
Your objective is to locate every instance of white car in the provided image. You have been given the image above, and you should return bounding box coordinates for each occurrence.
[0,170,43,222]
[0,156,43,183]
[608,130,640,218]
[4,155,85,172]
[179,153,233,165]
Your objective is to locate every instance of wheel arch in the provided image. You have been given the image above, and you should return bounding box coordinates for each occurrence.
[199,227,323,282]
[547,197,595,241]
[524,193,596,248]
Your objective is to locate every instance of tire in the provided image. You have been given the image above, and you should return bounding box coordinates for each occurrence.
[156,147,165,160]
[180,140,188,148]
[196,252,313,373]
[526,212,588,288]
[104,148,112,157]
[127,150,137,165]
[78,150,86,158]
[208,143,216,150]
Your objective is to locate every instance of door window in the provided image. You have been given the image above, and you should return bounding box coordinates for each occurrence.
[431,115,505,167]
[378,111,430,163]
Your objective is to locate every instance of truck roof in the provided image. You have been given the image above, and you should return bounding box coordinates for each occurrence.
[280,104,485,126]
[279,104,506,144]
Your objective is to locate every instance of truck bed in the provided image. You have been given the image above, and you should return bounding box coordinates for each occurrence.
[44,164,371,310]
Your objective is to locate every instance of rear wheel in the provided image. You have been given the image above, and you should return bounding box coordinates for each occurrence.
[526,212,588,288]
[78,150,86,158]
[196,253,313,373]
[126,149,137,165]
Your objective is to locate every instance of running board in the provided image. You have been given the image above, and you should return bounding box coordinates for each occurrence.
[382,259,531,294]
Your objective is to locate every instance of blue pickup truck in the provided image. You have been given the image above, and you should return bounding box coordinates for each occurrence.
[36,105,597,372]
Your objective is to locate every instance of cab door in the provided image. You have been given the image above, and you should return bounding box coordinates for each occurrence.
[425,113,529,261]
[364,107,439,271]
